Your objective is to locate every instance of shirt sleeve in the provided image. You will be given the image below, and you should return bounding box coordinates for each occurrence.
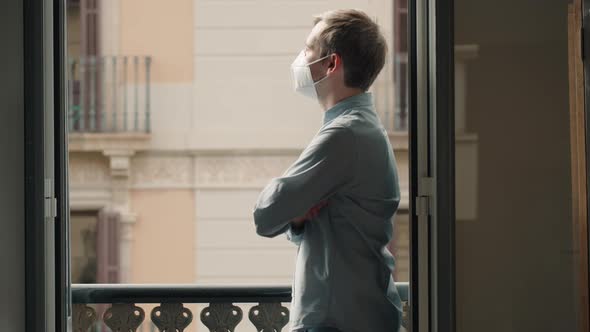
[252,126,355,238]
[285,223,305,245]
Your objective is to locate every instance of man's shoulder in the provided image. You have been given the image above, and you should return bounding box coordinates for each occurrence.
[327,112,363,128]
[321,113,364,137]
[316,121,355,146]
[323,110,382,138]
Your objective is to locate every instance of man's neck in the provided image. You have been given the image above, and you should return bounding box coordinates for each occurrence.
[319,88,364,111]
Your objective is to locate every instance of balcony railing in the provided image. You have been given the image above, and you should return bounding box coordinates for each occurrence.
[68,55,152,133]
[72,283,409,331]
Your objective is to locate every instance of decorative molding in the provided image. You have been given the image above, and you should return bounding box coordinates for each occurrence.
[73,149,411,190]
[195,155,296,187]
[68,132,151,152]
[200,303,243,332]
[248,302,290,332]
[131,155,193,187]
[69,187,112,211]
[103,150,135,178]
[151,303,193,332]
[103,303,145,332]
[72,304,97,332]
[117,210,137,283]
[69,153,111,186]
[127,153,299,188]
[118,211,138,241]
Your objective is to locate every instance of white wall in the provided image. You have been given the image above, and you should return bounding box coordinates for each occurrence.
[0,0,25,328]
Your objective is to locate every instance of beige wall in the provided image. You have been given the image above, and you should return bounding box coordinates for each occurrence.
[455,0,576,331]
[130,189,196,283]
[120,0,193,83]
[189,0,396,150]
[116,0,195,150]
[111,0,400,152]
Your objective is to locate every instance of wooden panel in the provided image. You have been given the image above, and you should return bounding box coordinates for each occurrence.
[568,1,590,331]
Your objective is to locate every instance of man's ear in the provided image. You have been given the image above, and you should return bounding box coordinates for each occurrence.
[328,54,339,73]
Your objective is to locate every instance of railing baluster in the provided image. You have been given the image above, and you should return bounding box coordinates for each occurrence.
[249,302,290,332]
[103,303,145,332]
[134,55,139,131]
[151,303,193,332]
[100,56,107,131]
[145,56,152,133]
[68,58,75,132]
[402,301,409,329]
[79,56,86,131]
[123,56,128,131]
[200,303,243,332]
[111,56,118,132]
[89,56,96,131]
[72,304,97,332]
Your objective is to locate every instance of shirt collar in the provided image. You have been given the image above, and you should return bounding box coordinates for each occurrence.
[323,92,374,124]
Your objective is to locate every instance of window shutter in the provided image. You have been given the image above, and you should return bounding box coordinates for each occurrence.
[96,208,120,283]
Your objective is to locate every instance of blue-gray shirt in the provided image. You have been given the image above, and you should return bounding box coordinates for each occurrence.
[253,92,402,332]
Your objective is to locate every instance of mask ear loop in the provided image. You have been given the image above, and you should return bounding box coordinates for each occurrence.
[311,53,334,85]
[308,53,331,65]
[313,73,329,85]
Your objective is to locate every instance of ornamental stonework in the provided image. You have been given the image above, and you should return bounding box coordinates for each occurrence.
[195,155,297,186]
[131,154,193,187]
[69,153,111,186]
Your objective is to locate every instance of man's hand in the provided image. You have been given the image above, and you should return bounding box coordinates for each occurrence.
[291,200,329,228]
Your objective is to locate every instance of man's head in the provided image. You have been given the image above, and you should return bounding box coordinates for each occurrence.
[294,9,387,107]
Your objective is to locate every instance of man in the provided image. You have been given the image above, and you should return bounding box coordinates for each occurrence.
[253,9,402,332]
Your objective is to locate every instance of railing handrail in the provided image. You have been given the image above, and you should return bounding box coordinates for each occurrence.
[72,282,409,304]
[72,284,292,304]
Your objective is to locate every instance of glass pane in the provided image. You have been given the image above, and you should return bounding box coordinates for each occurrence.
[454,0,582,331]
[67,1,410,330]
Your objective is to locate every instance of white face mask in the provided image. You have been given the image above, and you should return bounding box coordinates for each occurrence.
[290,50,330,100]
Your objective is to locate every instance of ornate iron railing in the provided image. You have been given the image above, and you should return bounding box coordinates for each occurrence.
[72,283,409,331]
[68,55,152,133]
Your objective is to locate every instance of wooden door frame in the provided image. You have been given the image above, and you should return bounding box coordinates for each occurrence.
[570,0,590,331]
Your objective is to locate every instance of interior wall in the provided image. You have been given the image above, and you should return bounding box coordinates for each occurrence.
[454,0,576,331]
[0,0,25,328]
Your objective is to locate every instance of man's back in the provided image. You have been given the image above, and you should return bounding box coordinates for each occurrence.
[254,92,402,332]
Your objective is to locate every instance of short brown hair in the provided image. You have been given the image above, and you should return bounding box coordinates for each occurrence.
[312,9,387,91]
